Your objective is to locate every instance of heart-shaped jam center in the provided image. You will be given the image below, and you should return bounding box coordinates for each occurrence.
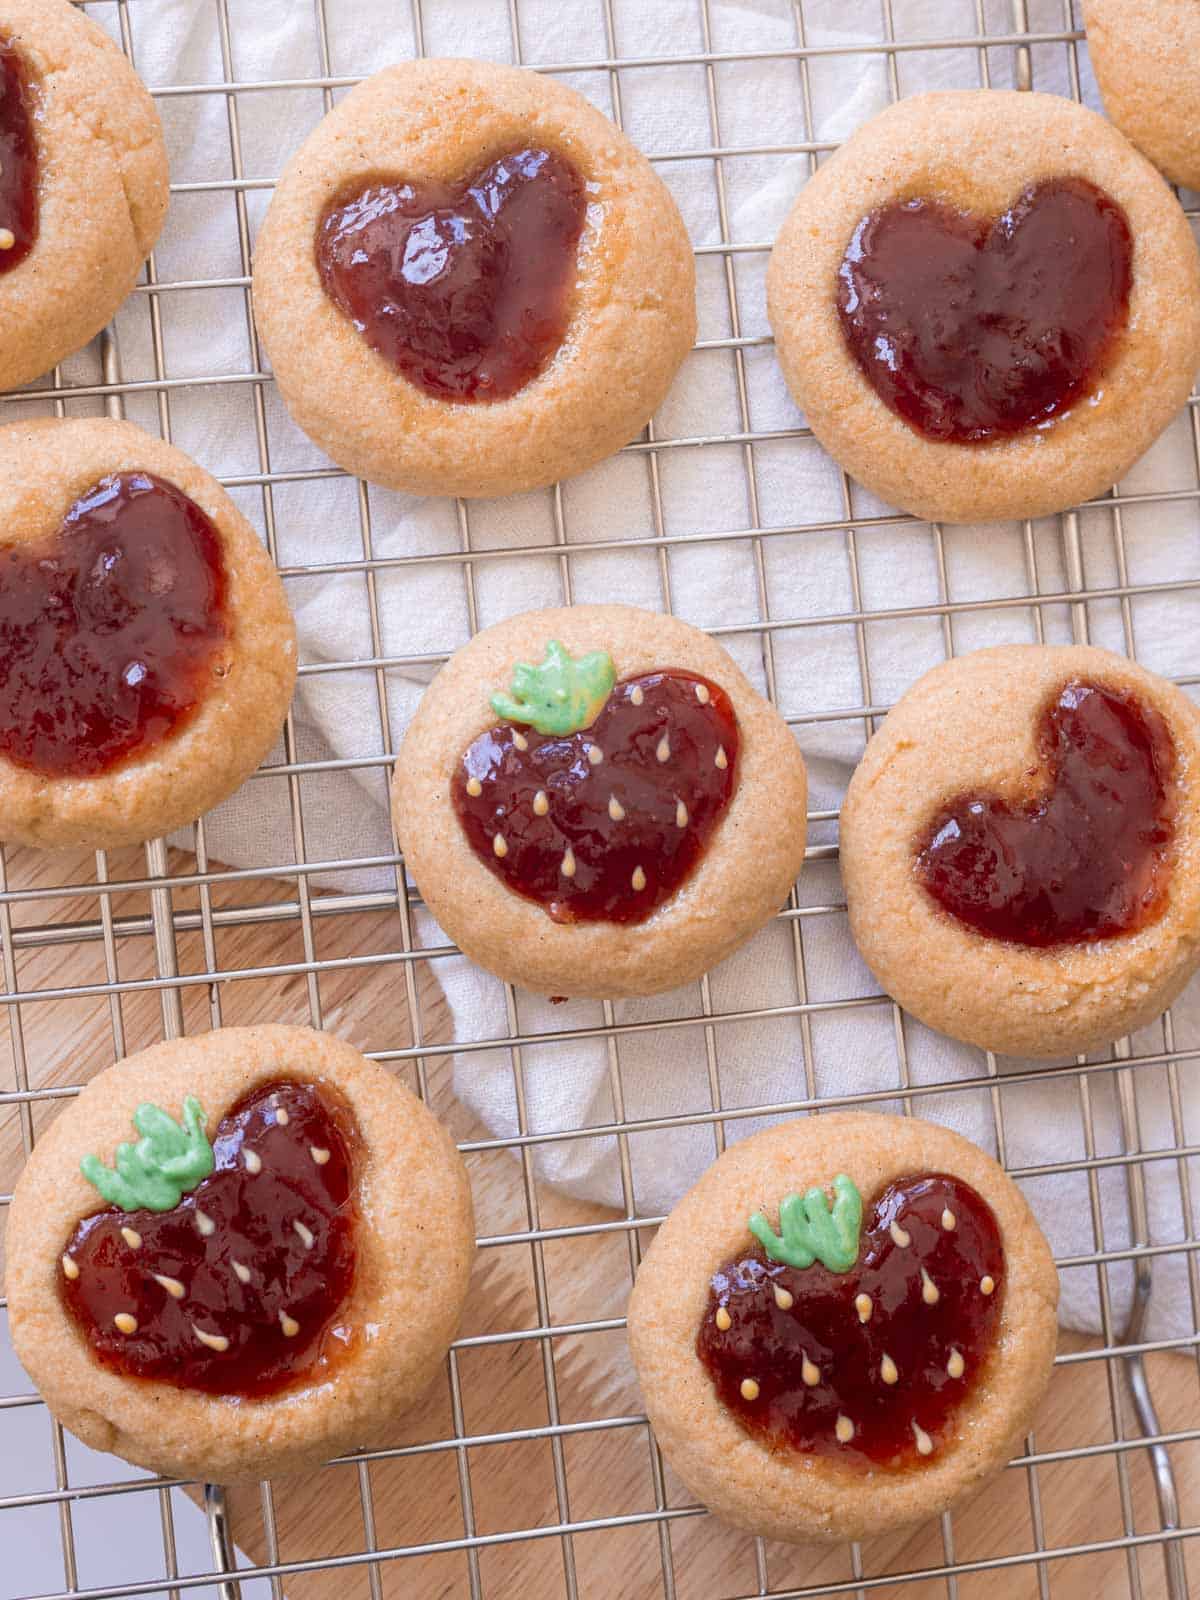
[0,41,36,275]
[316,148,587,403]
[61,1081,357,1399]
[836,178,1133,443]
[916,681,1176,947]
[697,1174,1003,1468]
[0,472,229,779]
[453,670,739,925]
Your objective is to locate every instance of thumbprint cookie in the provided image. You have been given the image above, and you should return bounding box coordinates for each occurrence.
[392,605,808,998]
[840,645,1200,1058]
[0,0,168,390]
[628,1113,1058,1543]
[0,417,296,849]
[1085,1,1200,194]
[252,57,695,500]
[4,1025,475,1483]
[767,91,1200,525]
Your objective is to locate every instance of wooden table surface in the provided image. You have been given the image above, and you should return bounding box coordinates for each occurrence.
[2,841,1197,1600]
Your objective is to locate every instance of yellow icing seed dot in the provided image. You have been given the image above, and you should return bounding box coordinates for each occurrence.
[947,1349,965,1380]
[801,1355,820,1387]
[120,1227,142,1250]
[715,746,728,770]
[656,735,670,764]
[835,1414,854,1444]
[631,686,644,706]
[0,229,14,251]
[233,1261,251,1285]
[244,1149,263,1175]
[512,731,528,752]
[889,1219,911,1248]
[562,846,577,878]
[715,1306,732,1332]
[114,1313,138,1336]
[492,833,508,859]
[196,1210,216,1237]
[773,1285,794,1311]
[880,1353,899,1385]
[279,1311,300,1338]
[154,1274,186,1301]
[608,795,625,822]
[855,1293,872,1323]
[587,745,603,766]
[981,1275,996,1295]
[631,865,647,892]
[675,800,688,828]
[275,1106,290,1127]
[941,1208,956,1231]
[740,1378,760,1401]
[310,1146,330,1166]
[293,1219,315,1249]
[61,1254,79,1281]
[466,776,482,798]
[912,1421,934,1456]
[533,790,550,816]
[695,682,710,704]
[194,1325,230,1353]
[921,1268,940,1306]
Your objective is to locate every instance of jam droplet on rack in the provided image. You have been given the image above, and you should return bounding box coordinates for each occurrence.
[316,148,587,403]
[0,472,229,779]
[0,41,37,276]
[836,178,1133,443]
[60,1081,357,1398]
[916,681,1176,947]
[697,1174,1003,1468]
[453,670,739,924]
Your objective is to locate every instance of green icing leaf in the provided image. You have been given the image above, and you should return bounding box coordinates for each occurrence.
[80,1095,214,1213]
[490,640,615,736]
[748,1174,863,1273]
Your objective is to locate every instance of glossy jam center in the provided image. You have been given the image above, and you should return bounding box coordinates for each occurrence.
[0,472,230,779]
[836,178,1133,443]
[0,41,36,275]
[61,1081,357,1399]
[316,148,587,403]
[697,1174,1003,1468]
[916,681,1176,947]
[453,670,739,925]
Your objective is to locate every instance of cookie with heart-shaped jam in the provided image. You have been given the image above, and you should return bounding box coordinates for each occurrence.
[0,417,296,849]
[628,1113,1058,1544]
[767,91,1200,525]
[393,605,808,998]
[840,645,1200,1058]
[252,58,695,499]
[0,0,168,390]
[4,1025,475,1483]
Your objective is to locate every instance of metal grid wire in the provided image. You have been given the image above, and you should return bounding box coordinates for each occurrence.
[1,0,1199,1597]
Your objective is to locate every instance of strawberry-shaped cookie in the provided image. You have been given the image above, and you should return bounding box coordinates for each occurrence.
[5,1026,474,1483]
[628,1114,1058,1544]
[394,605,808,998]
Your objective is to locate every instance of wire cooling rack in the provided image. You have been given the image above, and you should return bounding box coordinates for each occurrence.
[2,0,1199,1597]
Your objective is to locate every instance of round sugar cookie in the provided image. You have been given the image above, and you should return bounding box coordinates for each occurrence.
[1086,0,1200,192]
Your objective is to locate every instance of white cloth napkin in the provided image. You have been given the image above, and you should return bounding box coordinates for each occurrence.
[11,0,1200,1343]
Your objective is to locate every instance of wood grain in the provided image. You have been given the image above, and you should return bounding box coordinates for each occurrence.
[1,840,1197,1599]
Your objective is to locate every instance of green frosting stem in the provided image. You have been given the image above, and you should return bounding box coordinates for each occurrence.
[749,1173,863,1273]
[490,640,615,736]
[80,1095,214,1212]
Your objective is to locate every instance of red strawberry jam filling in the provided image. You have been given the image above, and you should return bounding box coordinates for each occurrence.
[453,670,739,924]
[0,41,36,276]
[60,1081,357,1398]
[697,1174,1003,1468]
[836,178,1133,443]
[0,472,229,779]
[316,148,587,403]
[916,681,1176,947]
